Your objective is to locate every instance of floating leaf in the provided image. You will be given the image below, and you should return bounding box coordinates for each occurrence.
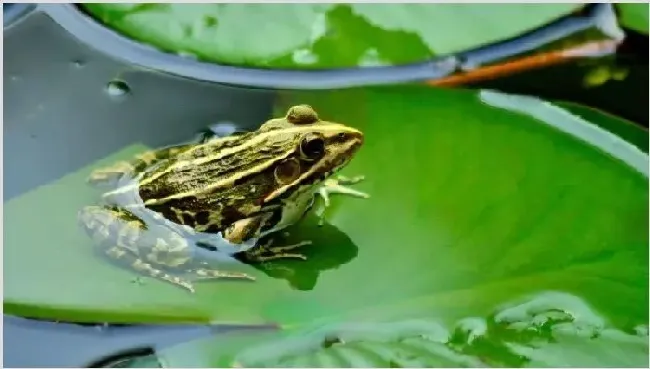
[80,4,581,68]
[617,3,649,34]
[159,292,649,367]
[4,86,647,368]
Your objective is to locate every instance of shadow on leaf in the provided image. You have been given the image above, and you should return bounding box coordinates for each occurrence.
[238,213,359,291]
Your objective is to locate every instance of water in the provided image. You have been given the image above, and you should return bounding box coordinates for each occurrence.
[2,315,277,367]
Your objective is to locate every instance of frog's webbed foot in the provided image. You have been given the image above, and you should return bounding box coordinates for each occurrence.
[186,267,256,283]
[243,238,312,263]
[103,243,198,293]
[317,175,369,225]
[78,205,254,293]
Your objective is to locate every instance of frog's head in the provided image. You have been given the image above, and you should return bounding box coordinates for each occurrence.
[258,105,364,204]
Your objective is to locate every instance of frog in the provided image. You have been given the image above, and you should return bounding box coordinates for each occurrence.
[78,105,369,293]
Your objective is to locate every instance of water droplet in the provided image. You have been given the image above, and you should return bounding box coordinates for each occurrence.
[358,48,388,67]
[634,324,648,337]
[453,317,487,344]
[292,48,318,65]
[72,60,85,68]
[105,80,130,99]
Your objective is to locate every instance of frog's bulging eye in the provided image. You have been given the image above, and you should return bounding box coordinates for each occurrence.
[299,133,325,161]
[274,159,301,185]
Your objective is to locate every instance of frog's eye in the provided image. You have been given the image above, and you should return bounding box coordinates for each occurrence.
[274,158,301,185]
[299,133,325,161]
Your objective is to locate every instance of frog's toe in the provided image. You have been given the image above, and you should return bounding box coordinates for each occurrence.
[269,240,312,253]
[254,253,308,262]
[335,174,366,185]
[317,177,370,208]
[190,268,256,282]
[244,240,312,263]
[130,258,197,293]
[87,161,135,186]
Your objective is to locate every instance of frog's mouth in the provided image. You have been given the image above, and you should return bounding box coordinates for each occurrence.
[263,136,363,203]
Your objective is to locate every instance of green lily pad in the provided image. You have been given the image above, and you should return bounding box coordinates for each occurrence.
[617,3,649,34]
[159,292,649,367]
[156,87,648,367]
[556,101,648,154]
[80,4,580,68]
[4,84,647,369]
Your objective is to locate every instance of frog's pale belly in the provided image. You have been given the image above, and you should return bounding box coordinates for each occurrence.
[259,192,316,239]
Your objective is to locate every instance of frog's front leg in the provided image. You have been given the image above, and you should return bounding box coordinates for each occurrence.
[88,144,192,187]
[78,205,253,293]
[317,174,370,225]
[223,215,312,263]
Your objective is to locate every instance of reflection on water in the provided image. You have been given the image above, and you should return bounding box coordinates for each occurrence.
[230,291,649,367]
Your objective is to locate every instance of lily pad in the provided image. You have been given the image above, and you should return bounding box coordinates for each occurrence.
[556,101,648,154]
[159,292,649,367]
[617,3,649,34]
[157,87,648,367]
[4,82,647,369]
[80,4,580,68]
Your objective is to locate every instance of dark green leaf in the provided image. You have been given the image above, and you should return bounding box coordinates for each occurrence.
[617,3,649,34]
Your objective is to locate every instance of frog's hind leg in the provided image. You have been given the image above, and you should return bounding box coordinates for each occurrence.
[105,245,197,292]
[87,144,192,187]
[78,205,197,292]
[78,205,253,293]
